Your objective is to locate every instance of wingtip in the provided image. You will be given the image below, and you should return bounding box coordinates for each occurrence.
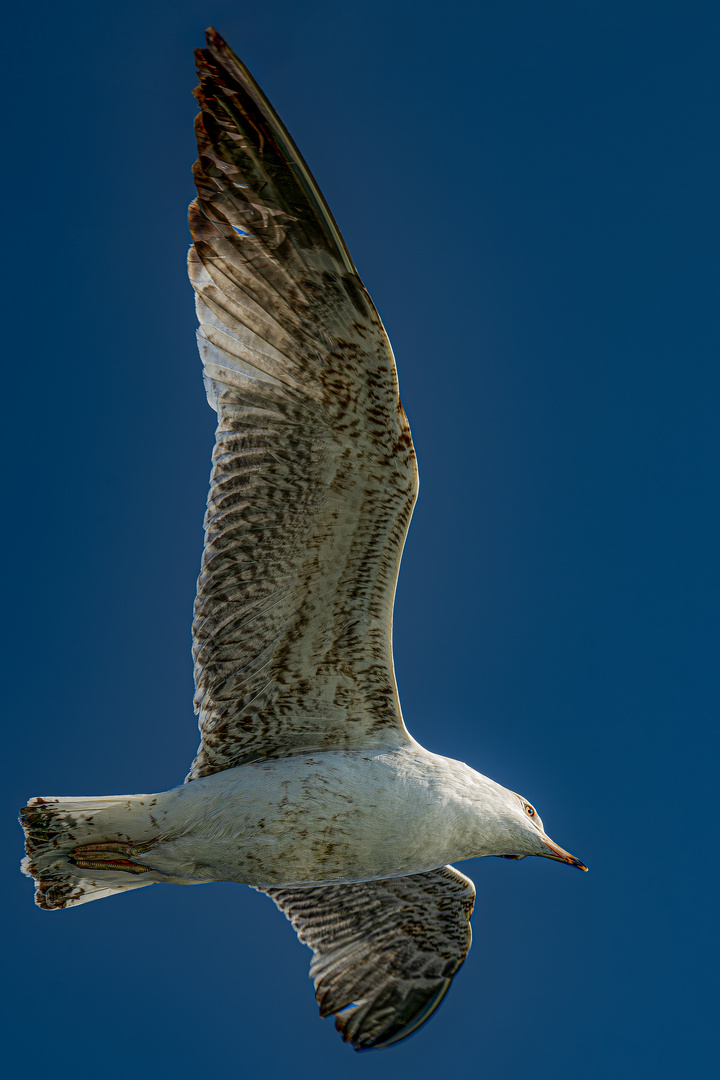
[204,26,224,49]
[204,26,242,64]
[196,27,224,70]
[197,26,251,91]
[194,27,238,97]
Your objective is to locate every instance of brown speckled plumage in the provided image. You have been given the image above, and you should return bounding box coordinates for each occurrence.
[263,866,475,1049]
[187,28,418,781]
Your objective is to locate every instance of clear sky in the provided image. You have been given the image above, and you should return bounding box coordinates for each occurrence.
[3,2,718,1077]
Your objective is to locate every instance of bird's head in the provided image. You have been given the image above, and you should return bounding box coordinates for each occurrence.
[496,789,587,870]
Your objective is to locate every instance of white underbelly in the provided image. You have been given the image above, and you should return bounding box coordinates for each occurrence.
[146,746,470,886]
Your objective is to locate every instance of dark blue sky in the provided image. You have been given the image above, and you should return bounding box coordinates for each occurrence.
[3,2,718,1077]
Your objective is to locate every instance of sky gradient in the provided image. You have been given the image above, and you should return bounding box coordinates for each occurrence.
[3,2,718,1078]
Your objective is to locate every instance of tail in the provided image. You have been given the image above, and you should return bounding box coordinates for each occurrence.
[20,793,165,910]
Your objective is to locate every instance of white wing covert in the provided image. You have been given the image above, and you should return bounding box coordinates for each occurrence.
[187,30,418,779]
[260,866,475,1050]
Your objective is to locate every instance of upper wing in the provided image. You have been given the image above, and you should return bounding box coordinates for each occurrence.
[260,866,475,1050]
[187,29,418,780]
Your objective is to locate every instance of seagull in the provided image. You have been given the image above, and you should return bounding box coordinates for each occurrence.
[20,27,586,1051]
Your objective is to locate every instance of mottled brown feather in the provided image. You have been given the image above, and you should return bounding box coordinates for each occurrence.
[261,866,475,1049]
[187,29,418,779]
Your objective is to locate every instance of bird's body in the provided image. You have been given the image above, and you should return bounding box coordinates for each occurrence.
[24,747,560,891]
[20,28,585,1050]
[112,747,495,888]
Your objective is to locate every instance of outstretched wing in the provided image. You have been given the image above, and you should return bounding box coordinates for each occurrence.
[187,29,418,779]
[260,866,475,1050]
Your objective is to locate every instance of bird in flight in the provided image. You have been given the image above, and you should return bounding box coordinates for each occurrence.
[21,27,586,1051]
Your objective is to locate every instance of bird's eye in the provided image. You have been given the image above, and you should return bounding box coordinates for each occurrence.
[524,803,535,817]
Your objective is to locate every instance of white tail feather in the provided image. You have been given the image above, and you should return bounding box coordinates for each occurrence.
[20,793,164,909]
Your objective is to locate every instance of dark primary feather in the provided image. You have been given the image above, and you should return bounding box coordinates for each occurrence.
[261,866,475,1050]
[187,28,418,781]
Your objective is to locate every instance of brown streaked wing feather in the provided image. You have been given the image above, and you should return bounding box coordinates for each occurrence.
[186,29,418,779]
[259,866,476,1050]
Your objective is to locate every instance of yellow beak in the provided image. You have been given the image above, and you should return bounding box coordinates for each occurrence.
[540,837,588,871]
